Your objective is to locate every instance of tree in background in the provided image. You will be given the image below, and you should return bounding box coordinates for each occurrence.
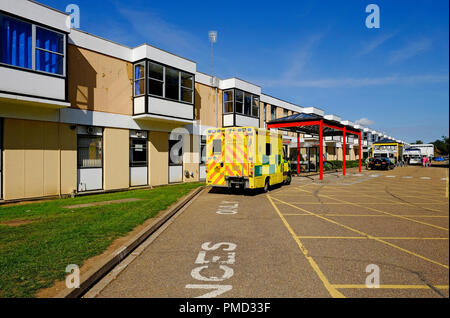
[431,136,449,156]
[415,140,424,144]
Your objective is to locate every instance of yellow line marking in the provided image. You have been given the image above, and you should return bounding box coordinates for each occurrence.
[282,213,448,218]
[332,284,449,290]
[446,169,449,199]
[296,187,449,231]
[296,236,449,240]
[281,202,449,205]
[271,196,449,269]
[266,195,345,298]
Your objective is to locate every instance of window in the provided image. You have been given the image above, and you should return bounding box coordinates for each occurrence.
[213,139,222,154]
[222,89,259,118]
[200,136,207,165]
[283,108,288,117]
[244,92,252,115]
[148,62,163,97]
[0,14,32,69]
[235,90,243,114]
[134,60,194,104]
[35,27,64,75]
[271,106,277,120]
[165,67,179,101]
[130,138,148,167]
[263,104,267,122]
[77,136,102,168]
[266,143,272,156]
[224,90,234,113]
[134,63,145,96]
[252,97,259,117]
[0,14,65,75]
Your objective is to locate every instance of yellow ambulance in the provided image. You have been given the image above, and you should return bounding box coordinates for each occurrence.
[206,127,291,191]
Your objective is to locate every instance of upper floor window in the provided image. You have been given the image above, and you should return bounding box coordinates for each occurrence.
[223,88,259,118]
[133,60,194,104]
[0,13,65,76]
[283,109,288,117]
[271,106,277,120]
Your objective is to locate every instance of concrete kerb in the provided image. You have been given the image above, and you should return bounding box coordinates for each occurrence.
[55,185,206,298]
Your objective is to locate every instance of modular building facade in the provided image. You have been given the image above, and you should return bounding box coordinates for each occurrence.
[0,0,405,202]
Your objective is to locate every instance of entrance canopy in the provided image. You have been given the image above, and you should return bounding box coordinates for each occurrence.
[267,112,362,180]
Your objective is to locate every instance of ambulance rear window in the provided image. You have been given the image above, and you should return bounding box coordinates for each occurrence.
[213,139,222,154]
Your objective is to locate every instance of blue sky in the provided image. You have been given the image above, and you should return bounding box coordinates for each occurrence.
[41,0,449,143]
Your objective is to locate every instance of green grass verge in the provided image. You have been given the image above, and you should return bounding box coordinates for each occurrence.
[0,182,203,298]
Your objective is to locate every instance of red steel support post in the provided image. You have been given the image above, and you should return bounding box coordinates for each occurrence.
[359,132,362,172]
[297,133,300,174]
[343,127,346,176]
[319,120,323,180]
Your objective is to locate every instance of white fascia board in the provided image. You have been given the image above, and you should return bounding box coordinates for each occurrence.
[1,0,70,33]
[303,107,325,117]
[0,92,70,108]
[260,94,303,113]
[195,72,218,87]
[340,120,355,127]
[219,78,261,96]
[132,45,196,74]
[324,114,341,122]
[69,29,132,61]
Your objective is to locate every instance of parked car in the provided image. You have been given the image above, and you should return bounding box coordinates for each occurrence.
[368,158,395,170]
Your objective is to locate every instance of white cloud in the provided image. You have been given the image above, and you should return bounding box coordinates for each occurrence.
[116,7,203,55]
[389,38,432,64]
[357,32,398,57]
[355,118,376,126]
[281,32,325,80]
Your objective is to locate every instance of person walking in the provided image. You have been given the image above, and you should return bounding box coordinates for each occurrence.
[422,156,427,168]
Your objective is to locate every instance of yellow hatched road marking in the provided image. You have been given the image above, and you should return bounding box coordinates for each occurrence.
[266,195,345,298]
[282,213,448,218]
[295,187,449,231]
[296,236,449,240]
[271,196,449,269]
[332,284,449,290]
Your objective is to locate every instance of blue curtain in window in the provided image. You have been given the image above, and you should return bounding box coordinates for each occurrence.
[0,16,32,69]
[135,65,141,95]
[36,27,63,74]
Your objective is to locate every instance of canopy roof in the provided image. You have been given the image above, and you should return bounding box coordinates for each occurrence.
[266,112,361,136]
[373,138,402,144]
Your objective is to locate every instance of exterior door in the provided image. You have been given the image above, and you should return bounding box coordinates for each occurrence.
[77,126,103,192]
[169,136,183,183]
[130,130,148,186]
[199,135,206,181]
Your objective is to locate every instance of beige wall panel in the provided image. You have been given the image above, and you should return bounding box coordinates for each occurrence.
[24,121,44,198]
[68,45,133,116]
[149,131,169,186]
[59,124,77,195]
[43,122,60,196]
[104,128,129,190]
[3,119,25,200]
[195,83,222,128]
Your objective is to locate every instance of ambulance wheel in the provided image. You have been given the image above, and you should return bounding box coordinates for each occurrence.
[263,178,270,193]
[284,173,292,185]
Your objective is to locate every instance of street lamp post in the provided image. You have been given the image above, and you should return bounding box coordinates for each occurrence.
[209,31,218,127]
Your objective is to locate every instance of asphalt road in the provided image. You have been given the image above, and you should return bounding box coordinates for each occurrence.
[89,165,449,298]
